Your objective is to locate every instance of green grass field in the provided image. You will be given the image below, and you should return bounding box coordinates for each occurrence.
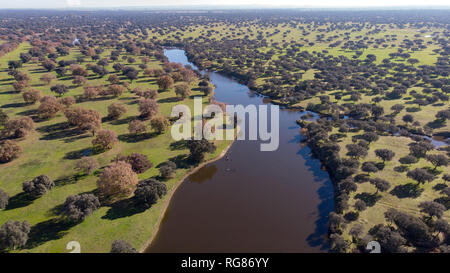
[150,21,449,252]
[0,43,232,252]
[334,134,449,244]
[0,18,448,253]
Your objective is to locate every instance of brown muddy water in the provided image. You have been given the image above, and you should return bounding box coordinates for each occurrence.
[145,49,334,253]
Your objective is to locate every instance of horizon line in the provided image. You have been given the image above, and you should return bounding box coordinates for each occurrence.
[1,5,450,11]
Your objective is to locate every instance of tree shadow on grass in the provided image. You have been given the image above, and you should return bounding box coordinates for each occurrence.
[102,198,146,220]
[16,109,38,117]
[63,134,91,143]
[423,166,442,176]
[167,154,194,169]
[118,132,157,143]
[434,196,450,210]
[169,139,187,150]
[24,218,78,249]
[109,116,134,126]
[125,99,139,105]
[37,121,70,133]
[37,122,86,142]
[5,192,36,210]
[433,183,447,191]
[425,119,446,129]
[54,173,85,187]
[0,90,17,95]
[354,192,381,207]
[390,183,424,199]
[1,102,29,108]
[64,148,94,160]
[30,68,47,74]
[39,127,84,141]
[89,96,114,102]
[157,97,180,103]
[375,162,385,170]
[47,204,65,217]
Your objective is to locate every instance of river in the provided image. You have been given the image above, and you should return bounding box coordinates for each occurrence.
[145,48,334,253]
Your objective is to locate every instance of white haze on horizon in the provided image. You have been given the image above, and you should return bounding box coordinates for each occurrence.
[0,0,448,9]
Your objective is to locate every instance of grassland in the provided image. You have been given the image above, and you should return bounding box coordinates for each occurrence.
[0,15,448,253]
[152,22,448,135]
[149,20,449,251]
[334,134,449,241]
[0,43,232,252]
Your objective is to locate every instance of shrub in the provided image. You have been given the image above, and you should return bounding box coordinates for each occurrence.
[370,177,390,193]
[22,89,42,104]
[0,140,22,163]
[201,86,213,96]
[59,96,76,108]
[107,74,120,85]
[110,240,137,253]
[346,144,368,159]
[391,104,405,113]
[50,84,69,96]
[97,161,138,201]
[407,168,435,185]
[150,116,170,134]
[107,103,127,120]
[42,59,56,71]
[399,155,419,165]
[38,96,62,119]
[361,162,378,174]
[385,209,439,249]
[394,165,409,173]
[83,85,101,100]
[159,161,177,180]
[70,64,89,77]
[62,193,101,222]
[344,211,359,222]
[107,84,125,97]
[361,132,379,143]
[402,114,414,123]
[128,120,147,135]
[187,139,216,162]
[40,73,56,85]
[75,157,99,175]
[426,154,448,170]
[2,116,35,138]
[116,153,152,174]
[0,221,31,251]
[72,75,88,86]
[92,129,118,150]
[369,224,406,253]
[409,142,434,158]
[135,88,158,99]
[0,189,9,210]
[133,178,167,208]
[349,223,364,240]
[354,200,367,211]
[0,109,8,126]
[329,233,348,253]
[157,75,174,90]
[138,98,159,119]
[64,106,102,134]
[374,149,395,162]
[418,201,446,219]
[22,175,54,197]
[174,82,191,100]
[12,80,29,92]
[436,110,450,121]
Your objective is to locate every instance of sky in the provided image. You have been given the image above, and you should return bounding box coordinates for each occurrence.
[0,0,449,9]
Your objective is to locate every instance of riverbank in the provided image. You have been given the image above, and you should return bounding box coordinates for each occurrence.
[139,140,234,252]
[144,48,333,252]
